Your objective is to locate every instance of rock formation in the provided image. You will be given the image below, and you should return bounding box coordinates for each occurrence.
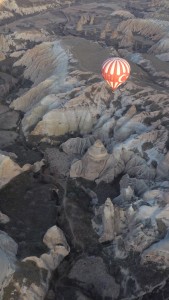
[70,139,156,183]
[2,225,70,300]
[92,198,126,243]
[0,231,17,299]
[0,0,73,22]
[0,154,27,188]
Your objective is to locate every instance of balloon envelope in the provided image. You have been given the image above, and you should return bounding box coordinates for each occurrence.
[101,57,130,91]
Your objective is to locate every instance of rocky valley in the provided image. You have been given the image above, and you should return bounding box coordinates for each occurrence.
[1,0,169,299]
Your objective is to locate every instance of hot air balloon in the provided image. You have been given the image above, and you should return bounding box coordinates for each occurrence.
[101,57,130,91]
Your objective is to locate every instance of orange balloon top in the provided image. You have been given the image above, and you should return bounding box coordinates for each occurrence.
[102,57,131,90]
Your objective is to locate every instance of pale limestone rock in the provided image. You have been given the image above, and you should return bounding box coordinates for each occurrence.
[13,30,49,43]
[113,106,168,154]
[41,246,69,271]
[76,15,94,32]
[111,10,134,19]
[10,38,113,141]
[9,40,88,139]
[119,149,156,180]
[123,202,164,253]
[0,153,32,188]
[70,141,155,183]
[24,225,70,271]
[64,82,111,109]
[1,29,44,54]
[0,0,61,18]
[19,160,44,175]
[0,154,23,188]
[11,77,58,113]
[113,185,135,206]
[87,139,109,160]
[116,17,169,59]
[121,186,134,202]
[0,34,15,52]
[30,81,112,139]
[95,198,126,243]
[114,206,126,235]
[117,19,166,42]
[115,110,158,134]
[21,164,32,172]
[92,112,116,141]
[19,226,70,300]
[70,140,111,181]
[114,118,147,143]
[99,198,115,243]
[131,205,160,227]
[22,256,47,270]
[0,231,17,298]
[21,94,65,135]
[43,225,69,251]
[0,11,14,21]
[143,190,165,202]
[76,15,88,31]
[32,159,45,173]
[141,234,169,267]
[15,76,111,140]
[45,107,112,142]
[100,22,111,39]
[18,283,47,300]
[61,136,96,155]
[10,41,69,122]
[10,50,25,58]
[124,223,158,253]
[141,93,168,109]
[13,41,68,86]
[31,106,98,138]
[126,129,168,154]
[0,212,10,224]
